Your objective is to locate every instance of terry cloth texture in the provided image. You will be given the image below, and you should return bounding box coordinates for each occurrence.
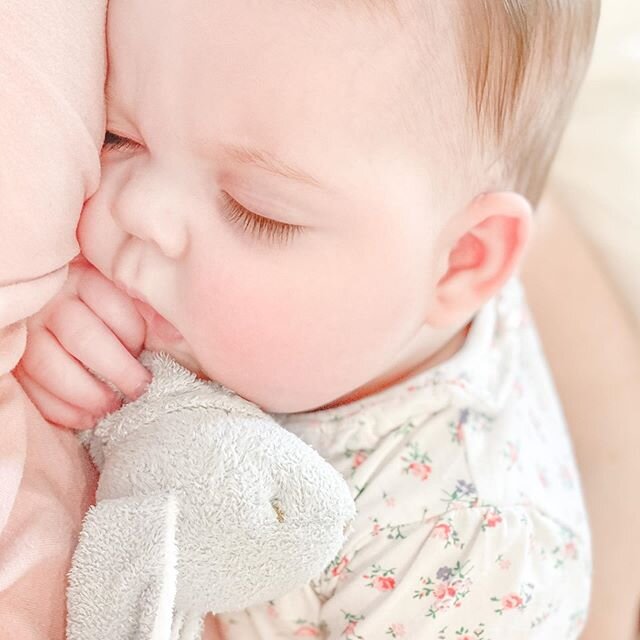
[67,351,356,640]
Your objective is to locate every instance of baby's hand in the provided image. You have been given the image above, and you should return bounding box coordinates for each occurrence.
[14,256,152,430]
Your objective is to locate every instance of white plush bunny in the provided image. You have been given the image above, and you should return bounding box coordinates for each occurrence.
[66,351,356,640]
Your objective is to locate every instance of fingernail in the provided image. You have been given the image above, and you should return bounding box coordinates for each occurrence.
[106,395,122,413]
[130,377,151,400]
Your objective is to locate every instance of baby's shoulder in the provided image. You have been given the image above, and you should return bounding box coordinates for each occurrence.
[338,378,588,548]
[311,394,592,634]
[346,284,584,532]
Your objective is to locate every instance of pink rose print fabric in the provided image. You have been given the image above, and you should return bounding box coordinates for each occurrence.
[216,279,591,639]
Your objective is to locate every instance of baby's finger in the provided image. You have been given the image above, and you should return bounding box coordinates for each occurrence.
[45,296,151,400]
[20,327,122,417]
[75,267,146,355]
[14,364,97,430]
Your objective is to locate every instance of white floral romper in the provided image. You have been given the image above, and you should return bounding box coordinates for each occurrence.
[216,278,592,639]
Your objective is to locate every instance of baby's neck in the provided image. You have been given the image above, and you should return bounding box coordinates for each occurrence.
[308,321,471,413]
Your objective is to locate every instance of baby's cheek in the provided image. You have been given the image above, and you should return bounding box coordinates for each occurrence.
[182,267,353,412]
[181,236,423,412]
[185,271,309,389]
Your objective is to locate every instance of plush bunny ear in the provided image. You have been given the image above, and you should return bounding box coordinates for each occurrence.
[66,492,199,640]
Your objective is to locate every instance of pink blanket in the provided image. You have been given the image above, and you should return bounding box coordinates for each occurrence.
[0,5,224,637]
[0,2,105,637]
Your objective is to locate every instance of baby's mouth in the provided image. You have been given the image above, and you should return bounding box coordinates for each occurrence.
[131,297,184,343]
[112,277,184,343]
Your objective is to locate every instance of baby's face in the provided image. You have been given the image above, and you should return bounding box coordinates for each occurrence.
[79,0,464,413]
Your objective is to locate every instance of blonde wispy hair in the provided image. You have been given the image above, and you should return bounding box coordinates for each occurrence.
[355,0,600,207]
[459,0,601,205]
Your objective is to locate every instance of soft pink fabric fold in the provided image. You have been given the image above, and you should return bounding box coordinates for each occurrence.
[0,1,106,637]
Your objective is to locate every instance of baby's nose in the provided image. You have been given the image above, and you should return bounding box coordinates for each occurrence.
[111,171,190,260]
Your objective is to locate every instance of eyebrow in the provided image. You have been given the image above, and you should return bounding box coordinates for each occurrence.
[103,92,322,189]
[222,144,324,189]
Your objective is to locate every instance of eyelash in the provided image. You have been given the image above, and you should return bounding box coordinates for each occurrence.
[103,130,140,152]
[220,192,304,247]
[103,131,304,247]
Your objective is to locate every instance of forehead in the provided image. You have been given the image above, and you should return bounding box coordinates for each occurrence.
[106,0,462,176]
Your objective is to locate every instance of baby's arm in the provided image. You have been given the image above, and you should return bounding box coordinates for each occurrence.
[14,256,152,430]
[521,194,640,639]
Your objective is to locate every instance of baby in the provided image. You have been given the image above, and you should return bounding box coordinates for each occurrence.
[15,0,601,638]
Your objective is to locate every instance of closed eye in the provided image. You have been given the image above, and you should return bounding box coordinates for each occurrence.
[102,131,305,247]
[220,192,305,247]
[103,130,141,152]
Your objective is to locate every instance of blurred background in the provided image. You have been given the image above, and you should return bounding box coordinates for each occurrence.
[545,0,640,323]
[538,4,640,635]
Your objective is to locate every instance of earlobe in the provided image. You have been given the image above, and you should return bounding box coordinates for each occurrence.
[426,192,532,328]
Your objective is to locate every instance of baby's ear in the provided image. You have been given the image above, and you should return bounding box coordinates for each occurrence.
[426,191,532,328]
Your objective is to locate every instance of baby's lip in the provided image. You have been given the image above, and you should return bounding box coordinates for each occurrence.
[113,279,183,342]
[132,297,184,343]
[114,279,149,304]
